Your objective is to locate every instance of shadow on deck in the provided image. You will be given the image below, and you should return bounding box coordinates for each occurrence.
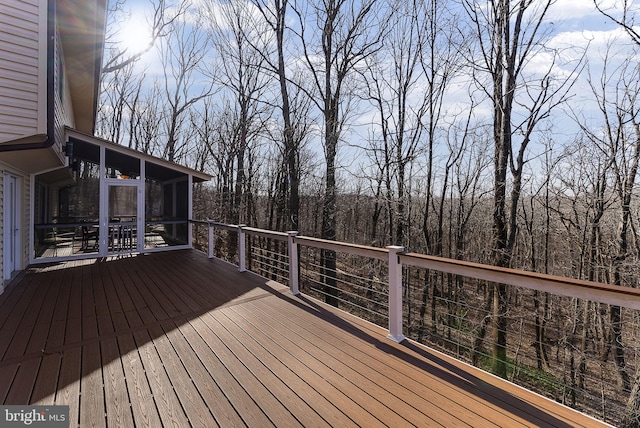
[0,250,607,427]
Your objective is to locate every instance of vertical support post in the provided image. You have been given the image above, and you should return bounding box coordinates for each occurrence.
[238,224,246,272]
[208,221,214,259]
[98,145,107,256]
[187,174,193,248]
[387,245,405,343]
[139,160,146,253]
[287,231,299,295]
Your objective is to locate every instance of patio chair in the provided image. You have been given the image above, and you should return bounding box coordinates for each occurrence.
[81,222,99,250]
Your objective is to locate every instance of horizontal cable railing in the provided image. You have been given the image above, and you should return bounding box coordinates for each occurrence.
[190,220,639,426]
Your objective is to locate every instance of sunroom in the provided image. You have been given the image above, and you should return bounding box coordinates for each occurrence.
[32,128,211,262]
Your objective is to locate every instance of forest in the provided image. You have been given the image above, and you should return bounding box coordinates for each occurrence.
[99,0,640,425]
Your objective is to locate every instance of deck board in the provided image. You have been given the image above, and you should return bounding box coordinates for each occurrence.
[31,353,61,405]
[4,357,40,404]
[27,268,65,355]
[132,328,190,427]
[117,333,162,428]
[251,294,529,426]
[194,314,304,427]
[55,347,81,427]
[0,250,609,427]
[233,299,458,427]
[79,342,105,428]
[101,337,134,428]
[161,320,246,428]
[177,318,274,427]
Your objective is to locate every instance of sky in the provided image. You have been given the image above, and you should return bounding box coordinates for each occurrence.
[107,0,639,183]
[113,0,629,79]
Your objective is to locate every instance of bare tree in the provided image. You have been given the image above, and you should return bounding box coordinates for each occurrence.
[594,0,640,46]
[577,44,640,424]
[463,0,580,377]
[203,0,271,225]
[96,60,140,144]
[592,4,640,424]
[247,0,305,231]
[292,0,387,306]
[130,79,165,155]
[158,7,213,163]
[361,0,463,248]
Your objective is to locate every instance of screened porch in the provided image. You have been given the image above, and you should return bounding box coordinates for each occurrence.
[31,129,210,262]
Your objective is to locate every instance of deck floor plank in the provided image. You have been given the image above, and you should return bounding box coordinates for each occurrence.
[230,299,457,427]
[148,323,218,427]
[55,347,81,428]
[132,256,192,318]
[98,261,129,333]
[101,337,134,428]
[0,250,609,428]
[216,307,365,428]
[251,294,527,427]
[64,260,84,346]
[0,273,34,328]
[0,364,19,403]
[31,353,62,405]
[107,259,155,328]
[29,268,66,355]
[0,275,42,359]
[45,267,73,351]
[214,309,338,428]
[79,342,106,428]
[81,262,100,343]
[116,333,162,428]
[4,357,41,404]
[131,329,190,427]
[176,318,275,428]
[191,314,303,427]
[292,293,579,427]
[162,319,248,428]
[260,293,567,427]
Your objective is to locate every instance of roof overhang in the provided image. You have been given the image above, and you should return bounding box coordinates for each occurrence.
[0,135,65,174]
[56,0,108,134]
[65,128,212,183]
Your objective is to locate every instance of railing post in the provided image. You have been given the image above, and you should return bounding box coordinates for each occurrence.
[238,224,246,272]
[287,231,299,295]
[387,245,405,343]
[207,221,214,259]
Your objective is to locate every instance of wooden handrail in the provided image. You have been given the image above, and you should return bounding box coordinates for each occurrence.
[294,236,389,261]
[241,226,289,242]
[400,252,640,311]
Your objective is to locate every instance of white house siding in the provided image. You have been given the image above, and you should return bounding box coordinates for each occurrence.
[54,30,71,151]
[0,164,31,294]
[0,171,4,294]
[0,0,45,144]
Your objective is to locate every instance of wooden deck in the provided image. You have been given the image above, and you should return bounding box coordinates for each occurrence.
[0,250,607,427]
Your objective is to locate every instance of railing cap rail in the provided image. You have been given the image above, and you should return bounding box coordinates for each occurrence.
[401,252,640,311]
[294,235,389,260]
[241,226,289,241]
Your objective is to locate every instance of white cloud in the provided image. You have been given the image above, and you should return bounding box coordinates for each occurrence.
[547,0,600,21]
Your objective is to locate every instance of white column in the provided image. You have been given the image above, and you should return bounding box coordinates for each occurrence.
[287,231,299,295]
[187,174,193,248]
[139,160,145,253]
[208,221,214,259]
[387,245,405,343]
[99,145,107,256]
[238,224,246,272]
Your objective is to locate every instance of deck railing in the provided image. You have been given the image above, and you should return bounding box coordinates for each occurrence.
[190,220,640,426]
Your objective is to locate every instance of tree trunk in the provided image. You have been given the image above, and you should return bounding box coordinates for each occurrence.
[623,370,640,428]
